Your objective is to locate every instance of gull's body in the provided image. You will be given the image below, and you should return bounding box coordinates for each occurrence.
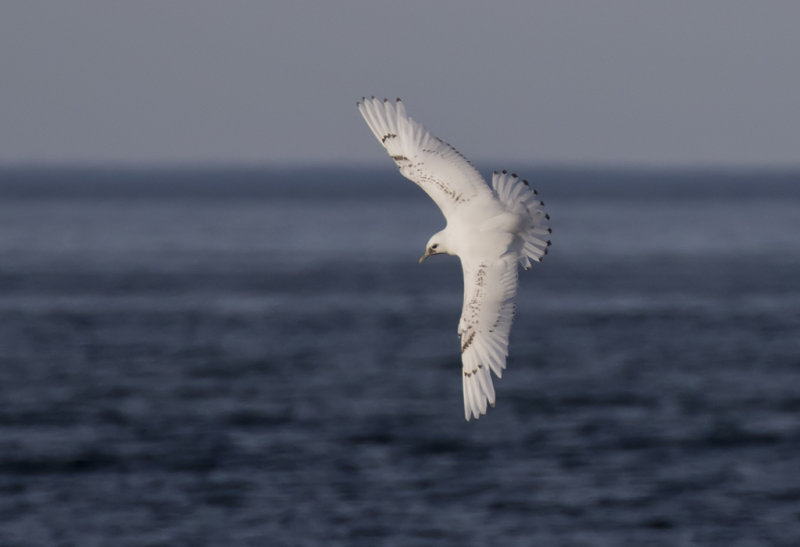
[357,97,551,420]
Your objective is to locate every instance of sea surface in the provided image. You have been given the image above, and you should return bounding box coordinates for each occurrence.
[0,166,798,546]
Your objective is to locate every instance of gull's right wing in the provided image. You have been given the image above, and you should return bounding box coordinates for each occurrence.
[458,254,519,421]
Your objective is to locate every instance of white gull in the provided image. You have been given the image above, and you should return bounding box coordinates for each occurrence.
[357,97,551,420]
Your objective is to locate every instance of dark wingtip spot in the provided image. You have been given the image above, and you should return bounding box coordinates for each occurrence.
[511,173,518,178]
[547,240,552,246]
[396,97,401,102]
[383,97,389,103]
[502,169,507,174]
[522,179,529,186]
[548,227,552,234]
[545,214,550,220]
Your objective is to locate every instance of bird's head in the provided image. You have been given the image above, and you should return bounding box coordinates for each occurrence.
[419,231,451,263]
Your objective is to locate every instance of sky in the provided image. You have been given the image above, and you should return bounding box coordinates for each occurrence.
[1,1,799,167]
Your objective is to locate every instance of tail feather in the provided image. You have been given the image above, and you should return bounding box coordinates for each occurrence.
[491,170,551,267]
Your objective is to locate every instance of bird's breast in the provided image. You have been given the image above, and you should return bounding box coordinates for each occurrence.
[448,216,517,260]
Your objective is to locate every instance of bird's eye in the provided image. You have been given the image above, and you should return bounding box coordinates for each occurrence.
[431,244,439,250]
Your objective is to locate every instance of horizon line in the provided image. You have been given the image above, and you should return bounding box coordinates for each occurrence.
[1,160,799,174]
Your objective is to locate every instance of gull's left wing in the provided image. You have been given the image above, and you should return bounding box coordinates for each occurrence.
[357,97,493,221]
[458,255,519,420]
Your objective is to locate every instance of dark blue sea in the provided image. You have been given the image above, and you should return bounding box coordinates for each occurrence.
[0,166,798,546]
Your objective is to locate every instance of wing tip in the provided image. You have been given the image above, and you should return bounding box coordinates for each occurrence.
[357,95,403,105]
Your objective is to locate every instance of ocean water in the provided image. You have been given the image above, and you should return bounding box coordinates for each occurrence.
[0,166,798,546]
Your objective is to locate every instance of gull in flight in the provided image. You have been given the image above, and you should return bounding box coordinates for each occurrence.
[357,97,551,420]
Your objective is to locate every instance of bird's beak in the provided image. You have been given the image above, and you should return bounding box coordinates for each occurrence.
[419,249,431,264]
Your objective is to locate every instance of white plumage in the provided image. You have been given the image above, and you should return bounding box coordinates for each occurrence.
[357,97,551,420]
